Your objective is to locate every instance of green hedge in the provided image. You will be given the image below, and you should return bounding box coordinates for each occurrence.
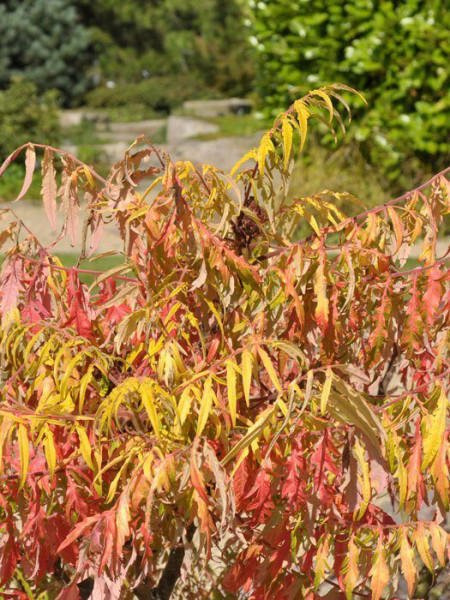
[252,0,449,189]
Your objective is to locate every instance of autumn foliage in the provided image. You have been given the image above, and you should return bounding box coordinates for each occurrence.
[0,85,448,599]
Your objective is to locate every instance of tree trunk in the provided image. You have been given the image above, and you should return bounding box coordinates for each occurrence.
[134,524,196,600]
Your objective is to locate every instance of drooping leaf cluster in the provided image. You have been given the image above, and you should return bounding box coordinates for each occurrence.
[0,84,448,599]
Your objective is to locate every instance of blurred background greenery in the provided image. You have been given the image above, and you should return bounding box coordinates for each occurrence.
[0,0,448,207]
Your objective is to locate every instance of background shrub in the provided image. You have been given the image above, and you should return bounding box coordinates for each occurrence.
[251,0,449,190]
[0,80,60,161]
[85,74,221,117]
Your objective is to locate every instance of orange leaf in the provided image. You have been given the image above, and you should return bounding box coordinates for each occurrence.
[369,536,389,600]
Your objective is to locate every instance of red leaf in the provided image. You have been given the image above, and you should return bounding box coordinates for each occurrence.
[245,469,274,523]
[13,144,36,203]
[0,257,24,314]
[233,454,252,511]
[281,444,306,508]
[57,514,101,554]
[190,446,209,505]
[41,148,58,230]
[56,584,81,600]
[311,432,339,502]
[423,265,443,326]
[65,270,94,338]
[0,522,19,587]
[98,510,117,574]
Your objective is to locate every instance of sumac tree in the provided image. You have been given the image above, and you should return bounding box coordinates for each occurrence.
[0,85,448,599]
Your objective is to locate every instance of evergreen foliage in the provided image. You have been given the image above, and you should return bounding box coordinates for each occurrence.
[0,0,93,105]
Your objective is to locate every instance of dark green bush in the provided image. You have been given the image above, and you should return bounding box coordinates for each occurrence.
[0,80,60,161]
[0,0,93,106]
[252,0,449,190]
[85,75,221,116]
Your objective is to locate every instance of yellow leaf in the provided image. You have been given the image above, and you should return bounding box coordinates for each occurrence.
[294,99,309,151]
[257,132,275,176]
[116,494,131,546]
[226,360,238,427]
[178,387,194,425]
[141,383,161,439]
[43,429,57,479]
[429,523,447,567]
[76,425,94,470]
[257,346,282,392]
[0,417,13,470]
[328,378,386,458]
[204,298,224,341]
[320,368,333,415]
[314,251,329,332]
[106,454,134,503]
[231,148,257,176]
[221,406,274,466]
[422,384,447,470]
[414,522,434,573]
[387,206,403,254]
[311,89,334,122]
[78,365,94,413]
[395,441,407,509]
[276,396,288,416]
[314,533,331,590]
[282,118,293,170]
[18,424,29,490]
[369,537,389,600]
[344,535,359,600]
[400,530,417,598]
[353,440,371,519]
[241,349,253,407]
[197,375,214,436]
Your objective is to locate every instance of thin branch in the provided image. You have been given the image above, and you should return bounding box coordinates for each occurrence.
[18,253,139,283]
[292,166,450,250]
[373,367,450,412]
